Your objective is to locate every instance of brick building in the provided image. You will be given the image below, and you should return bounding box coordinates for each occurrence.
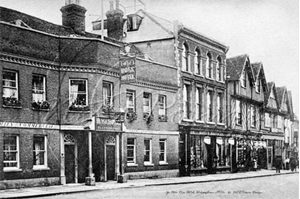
[93,2,233,176]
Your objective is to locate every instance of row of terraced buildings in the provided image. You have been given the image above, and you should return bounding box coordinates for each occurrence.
[0,0,297,189]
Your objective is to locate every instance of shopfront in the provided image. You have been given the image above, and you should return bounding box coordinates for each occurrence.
[179,126,232,176]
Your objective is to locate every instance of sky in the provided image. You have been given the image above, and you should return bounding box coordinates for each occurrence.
[0,0,299,117]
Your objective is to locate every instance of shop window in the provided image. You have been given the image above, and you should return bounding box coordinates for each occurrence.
[217,93,223,123]
[216,137,230,167]
[3,135,20,170]
[207,90,213,122]
[183,84,191,119]
[69,79,88,111]
[2,70,20,107]
[127,138,136,165]
[194,49,202,75]
[33,136,47,169]
[103,81,113,107]
[236,100,242,125]
[159,139,167,163]
[206,53,213,79]
[190,135,208,169]
[144,139,152,164]
[236,139,246,167]
[196,87,203,121]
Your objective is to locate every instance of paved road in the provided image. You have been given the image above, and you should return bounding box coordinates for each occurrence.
[41,173,298,199]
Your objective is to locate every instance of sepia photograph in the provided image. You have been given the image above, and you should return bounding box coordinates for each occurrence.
[0,0,299,198]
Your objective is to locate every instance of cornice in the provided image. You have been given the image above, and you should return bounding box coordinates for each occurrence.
[131,80,179,92]
[0,53,119,77]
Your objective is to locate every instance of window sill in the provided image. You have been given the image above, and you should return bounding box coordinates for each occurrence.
[32,108,49,112]
[2,105,22,109]
[217,123,225,126]
[194,73,204,77]
[159,162,168,165]
[68,110,90,113]
[195,120,205,124]
[4,168,22,172]
[206,121,215,125]
[182,119,193,122]
[33,167,50,171]
[181,70,193,75]
[216,80,225,84]
[206,77,215,81]
[127,163,138,167]
[144,163,154,167]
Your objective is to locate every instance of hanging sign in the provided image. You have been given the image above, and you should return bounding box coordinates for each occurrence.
[120,57,136,84]
[204,136,211,144]
[228,138,235,145]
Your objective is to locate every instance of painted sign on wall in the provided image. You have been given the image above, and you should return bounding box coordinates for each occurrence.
[120,56,136,83]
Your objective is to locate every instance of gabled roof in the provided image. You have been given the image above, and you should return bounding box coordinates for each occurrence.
[287,91,294,120]
[265,82,279,107]
[251,62,268,92]
[276,86,286,107]
[226,54,255,85]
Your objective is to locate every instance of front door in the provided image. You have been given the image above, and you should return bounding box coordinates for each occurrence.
[106,145,115,180]
[179,134,186,176]
[267,147,273,169]
[65,144,75,183]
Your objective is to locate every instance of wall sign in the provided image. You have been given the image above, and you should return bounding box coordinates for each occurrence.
[96,117,121,131]
[120,56,136,83]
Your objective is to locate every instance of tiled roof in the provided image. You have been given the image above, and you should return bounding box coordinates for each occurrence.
[251,62,261,78]
[276,86,286,108]
[226,54,249,80]
[265,82,275,104]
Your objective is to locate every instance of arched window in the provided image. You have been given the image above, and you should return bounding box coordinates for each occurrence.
[206,53,212,78]
[182,43,189,71]
[216,57,222,81]
[194,49,201,75]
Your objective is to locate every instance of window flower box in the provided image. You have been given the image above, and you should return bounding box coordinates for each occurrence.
[32,101,50,110]
[126,112,137,122]
[102,104,114,115]
[158,115,168,122]
[2,97,21,107]
[143,112,153,124]
[69,103,90,112]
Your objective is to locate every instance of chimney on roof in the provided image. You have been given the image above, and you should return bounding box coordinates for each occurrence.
[106,0,124,41]
[61,0,87,35]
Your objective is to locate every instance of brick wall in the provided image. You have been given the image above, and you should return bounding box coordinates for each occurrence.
[1,128,60,180]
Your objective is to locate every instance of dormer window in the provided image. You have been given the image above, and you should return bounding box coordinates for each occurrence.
[241,70,246,87]
[255,78,261,93]
[127,14,142,31]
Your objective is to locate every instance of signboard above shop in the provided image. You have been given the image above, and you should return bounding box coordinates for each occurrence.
[95,117,122,132]
[120,56,136,84]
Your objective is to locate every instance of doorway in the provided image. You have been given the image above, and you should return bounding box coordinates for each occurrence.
[266,147,273,169]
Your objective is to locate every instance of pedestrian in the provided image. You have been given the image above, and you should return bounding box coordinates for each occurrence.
[284,157,290,170]
[290,156,296,172]
[274,156,282,173]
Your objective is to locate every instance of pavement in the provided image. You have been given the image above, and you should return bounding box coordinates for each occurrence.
[0,169,298,199]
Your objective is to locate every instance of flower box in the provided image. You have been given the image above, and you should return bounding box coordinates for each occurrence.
[2,97,21,107]
[126,112,137,122]
[32,101,50,110]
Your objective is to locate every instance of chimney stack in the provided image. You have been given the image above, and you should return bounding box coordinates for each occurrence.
[106,0,124,41]
[61,1,87,35]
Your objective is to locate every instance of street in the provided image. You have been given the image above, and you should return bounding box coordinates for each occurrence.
[40,173,298,199]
